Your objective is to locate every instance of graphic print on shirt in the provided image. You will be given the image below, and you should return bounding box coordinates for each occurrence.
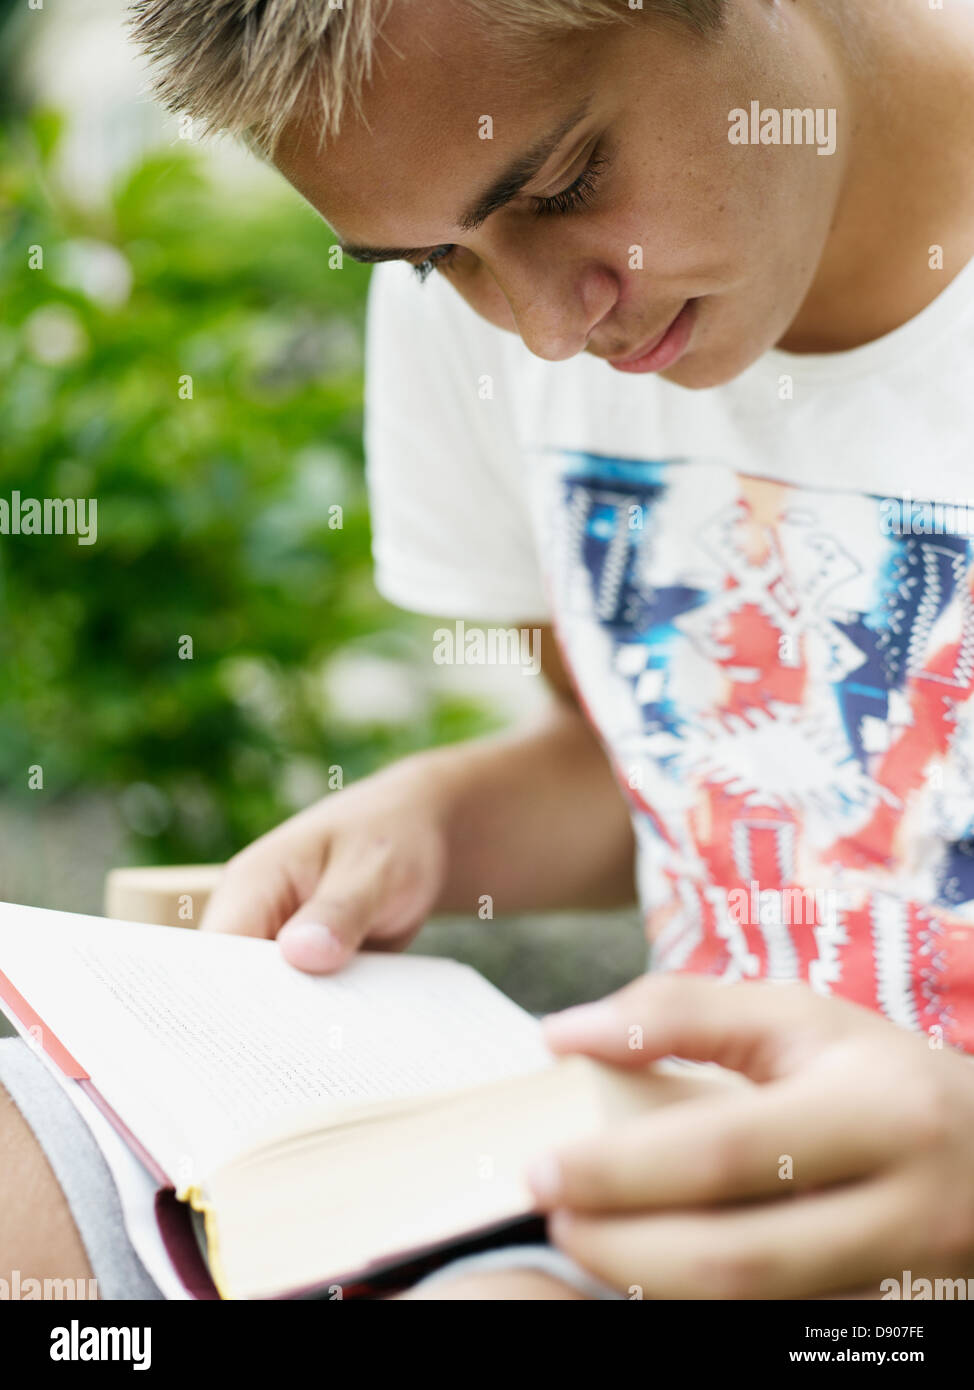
[539,450,974,1052]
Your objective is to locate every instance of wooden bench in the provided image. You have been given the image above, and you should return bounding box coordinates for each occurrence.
[104,865,223,929]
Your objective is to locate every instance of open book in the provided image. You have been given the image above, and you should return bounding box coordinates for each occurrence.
[0,902,740,1300]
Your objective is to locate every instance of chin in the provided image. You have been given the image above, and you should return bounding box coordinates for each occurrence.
[661,355,750,390]
[654,291,801,390]
[661,328,775,391]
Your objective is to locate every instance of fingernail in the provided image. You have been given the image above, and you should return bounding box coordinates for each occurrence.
[525,1153,563,1206]
[542,1001,615,1046]
[278,921,346,972]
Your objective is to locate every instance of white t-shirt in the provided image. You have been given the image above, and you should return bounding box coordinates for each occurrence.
[364,254,974,1052]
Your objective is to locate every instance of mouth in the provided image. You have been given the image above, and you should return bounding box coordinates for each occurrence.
[603,299,697,374]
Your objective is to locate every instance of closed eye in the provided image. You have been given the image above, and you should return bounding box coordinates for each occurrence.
[411,144,610,284]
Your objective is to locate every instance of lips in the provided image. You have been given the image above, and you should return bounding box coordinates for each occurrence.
[603,300,697,375]
[607,308,685,367]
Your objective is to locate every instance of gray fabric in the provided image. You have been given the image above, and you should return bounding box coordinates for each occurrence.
[408,1241,624,1299]
[0,1036,163,1300]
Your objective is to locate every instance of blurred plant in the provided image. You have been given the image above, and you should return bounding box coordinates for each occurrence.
[0,113,496,864]
[0,0,28,123]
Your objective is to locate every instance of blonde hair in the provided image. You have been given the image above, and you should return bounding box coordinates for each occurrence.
[128,0,724,158]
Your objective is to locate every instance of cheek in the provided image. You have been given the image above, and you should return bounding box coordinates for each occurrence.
[445,262,520,335]
[655,146,818,282]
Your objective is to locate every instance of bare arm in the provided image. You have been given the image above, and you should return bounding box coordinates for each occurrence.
[425,625,636,915]
[202,624,636,971]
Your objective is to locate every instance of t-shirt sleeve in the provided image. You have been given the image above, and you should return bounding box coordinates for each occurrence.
[363,261,551,622]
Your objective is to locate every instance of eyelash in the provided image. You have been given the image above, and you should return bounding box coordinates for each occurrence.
[411,147,609,284]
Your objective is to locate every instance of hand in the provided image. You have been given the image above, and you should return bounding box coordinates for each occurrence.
[528,974,974,1299]
[200,759,449,974]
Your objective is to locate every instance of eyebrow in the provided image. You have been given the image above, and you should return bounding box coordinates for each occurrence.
[338,96,594,265]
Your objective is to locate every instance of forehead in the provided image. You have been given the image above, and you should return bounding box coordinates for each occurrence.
[273,0,602,245]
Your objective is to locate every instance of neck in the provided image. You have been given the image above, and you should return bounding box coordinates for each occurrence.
[779,0,974,353]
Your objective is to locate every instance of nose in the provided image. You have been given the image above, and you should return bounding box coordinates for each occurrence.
[479,223,619,362]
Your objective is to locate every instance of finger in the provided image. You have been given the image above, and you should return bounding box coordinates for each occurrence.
[528,1047,905,1212]
[276,838,403,974]
[549,1171,913,1300]
[542,974,872,1082]
[201,851,306,940]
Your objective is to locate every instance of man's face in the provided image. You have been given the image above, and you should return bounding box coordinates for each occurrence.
[275,0,849,389]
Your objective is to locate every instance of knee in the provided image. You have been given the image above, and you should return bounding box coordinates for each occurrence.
[0,1082,98,1298]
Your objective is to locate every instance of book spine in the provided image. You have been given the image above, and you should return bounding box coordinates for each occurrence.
[0,967,88,1079]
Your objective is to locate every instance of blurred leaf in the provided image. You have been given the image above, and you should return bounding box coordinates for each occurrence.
[0,120,499,863]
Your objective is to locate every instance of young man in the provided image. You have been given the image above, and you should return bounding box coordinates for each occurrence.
[5,0,974,1300]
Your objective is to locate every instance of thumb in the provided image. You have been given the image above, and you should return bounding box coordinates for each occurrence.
[276,843,403,975]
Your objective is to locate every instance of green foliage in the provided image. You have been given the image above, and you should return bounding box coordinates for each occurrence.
[0,114,495,863]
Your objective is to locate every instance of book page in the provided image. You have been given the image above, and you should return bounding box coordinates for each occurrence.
[0,903,551,1185]
[206,1056,746,1298]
